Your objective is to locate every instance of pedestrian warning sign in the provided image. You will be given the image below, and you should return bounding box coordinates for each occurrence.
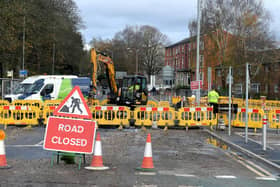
[53,86,92,119]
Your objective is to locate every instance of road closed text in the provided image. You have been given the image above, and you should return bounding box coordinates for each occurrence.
[51,136,87,146]
[51,124,87,147]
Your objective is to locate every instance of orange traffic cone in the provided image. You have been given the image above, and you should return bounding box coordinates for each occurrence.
[0,130,11,169]
[85,132,109,170]
[137,133,155,172]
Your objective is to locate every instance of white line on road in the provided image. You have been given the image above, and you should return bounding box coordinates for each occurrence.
[6,145,42,147]
[215,175,237,179]
[256,177,278,181]
[175,174,196,178]
[135,172,157,176]
[35,140,44,146]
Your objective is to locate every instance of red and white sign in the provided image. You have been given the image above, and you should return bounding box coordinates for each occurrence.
[53,86,92,119]
[191,80,203,90]
[43,116,96,154]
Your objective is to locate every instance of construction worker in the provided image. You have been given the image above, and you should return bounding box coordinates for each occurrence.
[208,87,219,114]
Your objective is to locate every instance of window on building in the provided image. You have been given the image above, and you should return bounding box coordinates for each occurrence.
[216,69,221,77]
[274,85,279,93]
[200,55,204,67]
[251,83,260,93]
[200,40,204,50]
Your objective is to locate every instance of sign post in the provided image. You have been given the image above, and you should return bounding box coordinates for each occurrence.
[262,115,267,151]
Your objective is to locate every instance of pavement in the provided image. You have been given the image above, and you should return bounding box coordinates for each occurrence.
[205,128,280,174]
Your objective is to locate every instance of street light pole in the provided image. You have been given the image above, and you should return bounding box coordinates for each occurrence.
[196,0,201,106]
[136,49,138,75]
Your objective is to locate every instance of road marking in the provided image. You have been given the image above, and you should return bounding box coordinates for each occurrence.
[225,152,266,177]
[35,140,44,145]
[215,175,237,179]
[256,177,278,181]
[135,172,157,176]
[230,151,273,176]
[7,145,42,147]
[175,174,196,178]
[134,185,157,187]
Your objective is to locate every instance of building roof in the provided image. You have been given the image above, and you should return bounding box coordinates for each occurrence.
[165,37,191,48]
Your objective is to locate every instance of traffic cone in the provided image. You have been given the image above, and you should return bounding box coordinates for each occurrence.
[137,133,155,172]
[0,130,11,169]
[85,132,109,170]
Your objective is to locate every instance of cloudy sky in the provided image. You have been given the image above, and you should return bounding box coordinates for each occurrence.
[74,0,280,45]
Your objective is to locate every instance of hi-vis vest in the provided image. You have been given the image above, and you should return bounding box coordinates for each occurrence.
[208,90,219,103]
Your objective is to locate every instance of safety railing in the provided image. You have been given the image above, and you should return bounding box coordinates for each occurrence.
[147,100,158,107]
[268,109,280,129]
[0,100,9,106]
[232,108,264,129]
[91,105,130,127]
[0,105,40,126]
[178,107,216,127]
[133,106,176,127]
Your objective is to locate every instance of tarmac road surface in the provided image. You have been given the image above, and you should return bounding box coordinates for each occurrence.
[1,126,279,187]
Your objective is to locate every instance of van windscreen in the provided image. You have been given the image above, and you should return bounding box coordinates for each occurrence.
[25,79,44,94]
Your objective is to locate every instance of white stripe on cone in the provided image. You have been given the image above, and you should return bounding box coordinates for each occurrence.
[144,142,152,157]
[0,141,5,155]
[94,140,102,156]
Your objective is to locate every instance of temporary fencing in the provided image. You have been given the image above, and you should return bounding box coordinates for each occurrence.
[178,107,216,127]
[91,105,131,127]
[0,105,39,126]
[42,100,61,124]
[0,100,9,106]
[158,101,170,107]
[133,106,176,127]
[172,96,181,105]
[268,109,280,129]
[147,100,158,107]
[232,108,264,129]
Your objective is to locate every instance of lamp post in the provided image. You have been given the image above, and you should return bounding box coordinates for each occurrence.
[127,48,139,75]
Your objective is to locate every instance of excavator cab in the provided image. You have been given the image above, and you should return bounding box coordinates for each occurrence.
[117,75,148,107]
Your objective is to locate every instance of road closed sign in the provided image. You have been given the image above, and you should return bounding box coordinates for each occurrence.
[43,116,96,154]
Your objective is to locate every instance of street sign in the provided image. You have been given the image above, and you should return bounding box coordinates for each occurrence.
[53,86,92,119]
[191,80,202,90]
[43,116,96,154]
[226,74,233,85]
[19,69,28,77]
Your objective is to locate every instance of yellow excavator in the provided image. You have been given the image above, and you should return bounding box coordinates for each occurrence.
[90,48,148,107]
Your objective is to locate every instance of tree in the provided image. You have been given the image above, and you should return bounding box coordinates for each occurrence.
[0,0,84,78]
[188,0,275,91]
[90,25,168,81]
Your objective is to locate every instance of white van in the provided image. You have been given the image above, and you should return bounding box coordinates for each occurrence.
[4,75,90,102]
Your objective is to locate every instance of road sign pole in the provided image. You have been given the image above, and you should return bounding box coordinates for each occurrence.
[228,66,232,136]
[262,115,267,151]
[245,63,249,143]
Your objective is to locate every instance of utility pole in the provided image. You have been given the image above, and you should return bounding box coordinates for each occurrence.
[245,63,249,143]
[228,66,232,136]
[52,43,55,75]
[196,0,201,106]
[22,16,25,71]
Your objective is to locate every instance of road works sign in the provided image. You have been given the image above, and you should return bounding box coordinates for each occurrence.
[191,80,202,90]
[53,86,92,119]
[43,116,96,154]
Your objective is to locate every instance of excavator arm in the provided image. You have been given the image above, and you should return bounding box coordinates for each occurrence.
[90,48,118,97]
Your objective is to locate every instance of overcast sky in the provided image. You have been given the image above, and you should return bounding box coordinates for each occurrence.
[74,0,280,45]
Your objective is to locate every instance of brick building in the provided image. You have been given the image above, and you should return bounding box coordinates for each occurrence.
[165,35,219,93]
